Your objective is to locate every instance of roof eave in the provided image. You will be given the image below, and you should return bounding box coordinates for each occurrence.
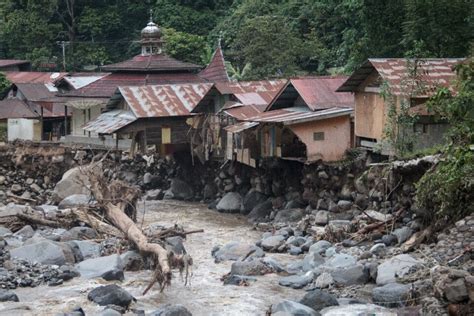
[284,108,353,126]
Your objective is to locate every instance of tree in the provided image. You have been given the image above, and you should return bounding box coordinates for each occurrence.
[163,29,208,65]
[0,72,11,99]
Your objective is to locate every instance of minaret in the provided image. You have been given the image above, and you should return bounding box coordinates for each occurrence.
[140,10,163,56]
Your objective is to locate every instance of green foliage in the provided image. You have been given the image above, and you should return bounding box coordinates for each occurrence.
[0,72,11,99]
[162,29,208,65]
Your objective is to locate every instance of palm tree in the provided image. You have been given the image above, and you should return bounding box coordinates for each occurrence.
[226,62,252,82]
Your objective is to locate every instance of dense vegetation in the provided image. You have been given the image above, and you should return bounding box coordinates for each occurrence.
[0,0,473,78]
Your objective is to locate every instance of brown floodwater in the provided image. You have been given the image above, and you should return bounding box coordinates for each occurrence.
[4,200,302,316]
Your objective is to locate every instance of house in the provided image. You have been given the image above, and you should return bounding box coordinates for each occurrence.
[224,77,354,165]
[62,16,228,148]
[337,58,463,153]
[0,59,31,72]
[0,72,70,141]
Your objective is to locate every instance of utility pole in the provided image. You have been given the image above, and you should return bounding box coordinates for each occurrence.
[56,41,70,71]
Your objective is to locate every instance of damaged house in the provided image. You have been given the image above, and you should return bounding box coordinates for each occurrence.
[337,58,464,153]
[0,59,31,72]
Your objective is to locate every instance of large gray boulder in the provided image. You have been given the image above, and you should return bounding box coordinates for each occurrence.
[372,282,411,307]
[274,209,305,222]
[212,242,264,263]
[58,194,92,209]
[10,240,69,265]
[0,226,12,237]
[320,304,394,316]
[87,284,135,308]
[53,165,94,202]
[0,289,19,302]
[261,235,286,251]
[248,200,273,221]
[279,271,314,289]
[299,289,338,311]
[68,240,102,261]
[170,179,194,200]
[216,192,242,213]
[242,190,267,215]
[271,300,319,316]
[60,227,97,241]
[376,254,421,285]
[151,304,192,316]
[230,260,271,276]
[75,254,123,279]
[330,264,369,285]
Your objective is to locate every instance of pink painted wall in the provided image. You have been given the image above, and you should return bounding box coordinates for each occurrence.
[289,115,352,161]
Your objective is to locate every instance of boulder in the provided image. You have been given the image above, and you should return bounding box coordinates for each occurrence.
[13,225,35,240]
[120,251,144,271]
[314,272,334,289]
[336,200,352,211]
[0,289,19,302]
[330,264,369,285]
[314,211,329,226]
[170,179,194,200]
[60,227,97,241]
[320,304,395,316]
[87,284,135,308]
[376,254,421,285]
[101,269,125,282]
[242,190,267,215]
[0,226,12,237]
[10,240,69,265]
[69,240,102,261]
[216,192,242,213]
[392,227,413,244]
[372,282,411,308]
[308,241,332,255]
[271,300,319,316]
[75,254,123,279]
[223,274,257,286]
[212,242,264,263]
[146,189,164,201]
[261,235,286,251]
[274,209,305,222]
[151,304,192,316]
[262,257,286,273]
[230,260,271,276]
[444,278,469,303]
[53,166,93,202]
[299,289,339,311]
[58,194,92,209]
[302,252,325,272]
[323,254,356,269]
[279,271,314,289]
[165,236,186,255]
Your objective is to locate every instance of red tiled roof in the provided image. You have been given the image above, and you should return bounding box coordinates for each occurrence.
[119,83,213,118]
[337,58,463,96]
[0,99,38,119]
[101,54,201,72]
[199,46,230,82]
[289,77,354,111]
[4,71,67,84]
[64,72,206,98]
[0,59,30,68]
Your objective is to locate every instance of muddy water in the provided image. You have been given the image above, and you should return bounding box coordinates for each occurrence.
[6,200,302,316]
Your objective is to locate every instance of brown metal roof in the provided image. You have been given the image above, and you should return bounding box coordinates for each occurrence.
[5,72,67,84]
[337,58,464,96]
[0,99,38,120]
[289,77,354,111]
[244,107,353,125]
[199,46,230,82]
[0,60,30,68]
[223,104,266,120]
[224,121,259,133]
[119,83,213,118]
[215,80,287,105]
[101,54,201,72]
[83,110,136,134]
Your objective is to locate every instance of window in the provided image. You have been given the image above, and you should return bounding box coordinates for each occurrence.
[162,127,171,144]
[414,124,427,134]
[313,132,325,141]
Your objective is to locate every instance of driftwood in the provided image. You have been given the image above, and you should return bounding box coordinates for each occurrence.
[355,208,405,235]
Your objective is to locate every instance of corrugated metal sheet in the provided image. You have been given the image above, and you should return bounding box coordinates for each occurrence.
[224,121,259,133]
[199,46,230,82]
[0,60,30,68]
[5,72,67,84]
[224,104,266,120]
[83,110,136,134]
[101,54,201,72]
[16,83,56,101]
[62,74,108,89]
[0,99,38,120]
[215,80,287,104]
[337,58,463,96]
[246,107,353,125]
[120,83,213,118]
[289,77,354,110]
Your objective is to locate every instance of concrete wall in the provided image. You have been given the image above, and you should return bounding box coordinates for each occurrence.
[71,105,103,137]
[289,115,352,162]
[7,118,41,141]
[355,92,387,141]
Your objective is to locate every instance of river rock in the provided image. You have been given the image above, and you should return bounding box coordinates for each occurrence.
[314,272,334,289]
[242,190,267,215]
[314,211,329,226]
[392,227,413,244]
[69,240,102,261]
[13,225,35,240]
[212,242,264,263]
[216,192,242,213]
[372,282,410,307]
[320,304,395,316]
[309,241,332,255]
[323,253,356,269]
[53,166,92,202]
[87,284,135,308]
[247,200,273,221]
[279,271,314,289]
[262,257,285,273]
[444,278,469,303]
[165,236,186,255]
[151,304,192,316]
[223,274,257,286]
[376,254,421,285]
[60,227,98,241]
[101,269,125,282]
[230,260,271,276]
[261,235,286,251]
[274,208,305,222]
[120,251,144,271]
[0,226,12,237]
[302,252,325,272]
[0,289,19,302]
[75,254,123,279]
[170,179,194,200]
[299,289,338,311]
[271,300,319,316]
[58,194,92,209]
[10,240,68,265]
[330,264,369,285]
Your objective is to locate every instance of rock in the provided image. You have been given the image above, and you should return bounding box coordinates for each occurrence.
[242,190,267,215]
[58,194,92,209]
[323,254,356,268]
[10,184,23,193]
[289,245,303,256]
[75,254,123,279]
[392,227,413,244]
[230,260,271,276]
[444,278,468,303]
[309,241,332,255]
[30,183,42,193]
[13,225,35,239]
[372,282,411,307]
[203,183,217,200]
[272,300,319,316]
[0,289,19,302]
[223,274,257,286]
[216,192,242,213]
[100,308,122,316]
[120,251,144,271]
[314,272,334,289]
[261,235,286,251]
[212,242,264,263]
[376,254,421,285]
[60,227,97,241]
[314,211,329,226]
[143,172,152,184]
[170,179,194,200]
[262,257,285,273]
[0,226,12,237]
[359,210,392,222]
[165,236,186,255]
[327,220,353,232]
[146,189,163,201]
[299,289,339,311]
[69,240,102,261]
[150,304,192,316]
[381,234,397,246]
[330,264,369,285]
[10,240,68,265]
[337,200,352,211]
[87,284,135,308]
[302,252,325,272]
[101,269,125,282]
[370,243,386,256]
[285,200,306,210]
[53,166,93,202]
[320,304,394,316]
[274,208,305,222]
[279,271,314,289]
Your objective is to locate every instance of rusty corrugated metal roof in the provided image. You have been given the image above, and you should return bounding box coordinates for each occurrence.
[224,121,259,133]
[245,107,353,125]
[83,110,137,134]
[5,72,67,84]
[337,58,463,96]
[119,83,213,118]
[0,60,30,68]
[289,77,354,111]
[101,54,201,72]
[0,99,38,120]
[215,80,287,105]
[223,104,266,120]
[199,46,230,82]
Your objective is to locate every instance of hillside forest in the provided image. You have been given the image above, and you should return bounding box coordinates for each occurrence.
[0,0,473,80]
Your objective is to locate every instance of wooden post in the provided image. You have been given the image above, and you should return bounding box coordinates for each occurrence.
[64,105,68,136]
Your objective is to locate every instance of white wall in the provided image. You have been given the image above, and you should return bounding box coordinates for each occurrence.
[8,118,41,141]
[71,105,103,137]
